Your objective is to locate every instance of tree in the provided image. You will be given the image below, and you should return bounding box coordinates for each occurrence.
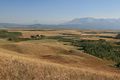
[8,38,12,41]
[36,35,39,37]
[30,35,36,39]
[115,34,120,39]
[115,62,120,68]
[40,35,45,39]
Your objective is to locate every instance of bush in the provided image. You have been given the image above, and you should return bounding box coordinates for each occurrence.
[115,34,120,39]
[8,37,30,42]
[115,62,120,68]
[73,40,120,62]
[30,35,46,40]
[0,30,22,39]
[40,35,45,39]
[49,36,120,63]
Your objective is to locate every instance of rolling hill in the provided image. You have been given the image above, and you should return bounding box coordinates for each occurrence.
[0,29,120,80]
[1,18,120,30]
[0,39,120,80]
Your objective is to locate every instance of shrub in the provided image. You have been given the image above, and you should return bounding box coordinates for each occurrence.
[115,62,120,68]
[40,35,46,39]
[30,35,46,40]
[49,36,120,63]
[115,34,120,39]
[0,30,22,39]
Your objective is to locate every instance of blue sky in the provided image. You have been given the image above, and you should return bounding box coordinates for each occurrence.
[0,0,120,24]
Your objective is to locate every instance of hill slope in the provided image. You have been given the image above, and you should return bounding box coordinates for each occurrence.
[0,39,120,80]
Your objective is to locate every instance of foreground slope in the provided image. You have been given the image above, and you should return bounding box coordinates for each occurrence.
[0,39,120,80]
[0,48,120,80]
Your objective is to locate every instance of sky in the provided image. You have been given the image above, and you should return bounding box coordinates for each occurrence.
[0,0,120,24]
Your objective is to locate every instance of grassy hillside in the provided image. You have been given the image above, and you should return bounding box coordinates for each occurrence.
[0,29,120,80]
[0,46,120,80]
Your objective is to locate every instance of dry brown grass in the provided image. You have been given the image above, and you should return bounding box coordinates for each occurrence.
[10,29,120,42]
[0,49,120,80]
[0,40,119,72]
[0,29,120,80]
[9,29,81,38]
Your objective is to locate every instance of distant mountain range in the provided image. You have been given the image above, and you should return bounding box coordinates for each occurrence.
[62,17,120,29]
[0,23,54,29]
[1,17,120,30]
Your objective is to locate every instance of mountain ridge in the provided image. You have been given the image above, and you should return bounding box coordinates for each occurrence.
[1,18,120,29]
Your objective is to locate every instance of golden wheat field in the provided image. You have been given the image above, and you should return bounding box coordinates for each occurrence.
[0,29,120,80]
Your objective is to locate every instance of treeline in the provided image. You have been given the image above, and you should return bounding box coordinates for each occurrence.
[0,30,46,42]
[48,36,120,68]
[0,30,23,42]
[116,34,120,39]
[73,40,120,62]
[8,34,46,42]
[0,30,28,42]
[0,30,22,38]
